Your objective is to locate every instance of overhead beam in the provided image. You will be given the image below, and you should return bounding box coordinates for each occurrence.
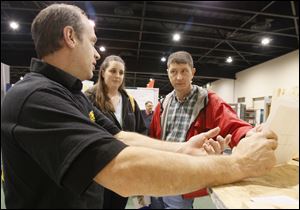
[1,6,298,38]
[197,1,275,62]
[225,41,251,65]
[100,38,276,56]
[228,2,276,39]
[155,1,299,20]
[136,1,146,62]
[142,16,298,38]
[96,27,294,49]
[1,24,294,50]
[1,40,271,63]
[290,1,299,43]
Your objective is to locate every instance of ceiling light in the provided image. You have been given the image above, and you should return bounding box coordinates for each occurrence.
[89,20,95,27]
[261,37,271,45]
[99,46,106,52]
[226,56,233,63]
[161,57,166,62]
[10,21,19,30]
[173,33,181,41]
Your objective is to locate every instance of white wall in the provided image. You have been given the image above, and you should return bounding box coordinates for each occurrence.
[209,79,235,103]
[1,63,10,104]
[210,50,299,108]
[235,50,299,108]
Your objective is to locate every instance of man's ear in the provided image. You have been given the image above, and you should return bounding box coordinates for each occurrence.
[63,26,77,48]
[192,67,196,76]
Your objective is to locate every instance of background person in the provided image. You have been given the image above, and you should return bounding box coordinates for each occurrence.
[141,101,154,134]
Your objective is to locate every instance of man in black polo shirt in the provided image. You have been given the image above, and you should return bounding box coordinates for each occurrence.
[1,3,278,209]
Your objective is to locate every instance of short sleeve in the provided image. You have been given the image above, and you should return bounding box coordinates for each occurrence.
[14,88,127,195]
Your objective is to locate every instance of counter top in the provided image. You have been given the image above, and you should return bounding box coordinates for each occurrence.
[209,160,299,209]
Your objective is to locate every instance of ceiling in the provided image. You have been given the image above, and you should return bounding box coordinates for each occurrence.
[1,1,299,95]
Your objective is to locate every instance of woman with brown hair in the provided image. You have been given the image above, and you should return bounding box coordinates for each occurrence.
[85,55,146,209]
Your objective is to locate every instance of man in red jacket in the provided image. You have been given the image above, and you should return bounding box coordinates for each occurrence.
[149,51,254,209]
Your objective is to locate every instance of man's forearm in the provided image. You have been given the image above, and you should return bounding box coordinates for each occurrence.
[94,146,244,197]
[96,130,277,197]
[114,131,182,152]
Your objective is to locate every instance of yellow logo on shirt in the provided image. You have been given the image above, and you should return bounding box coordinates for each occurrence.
[89,111,95,122]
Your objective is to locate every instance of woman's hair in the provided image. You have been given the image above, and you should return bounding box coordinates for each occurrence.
[94,55,126,112]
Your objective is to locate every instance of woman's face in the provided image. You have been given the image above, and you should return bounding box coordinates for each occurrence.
[102,61,125,90]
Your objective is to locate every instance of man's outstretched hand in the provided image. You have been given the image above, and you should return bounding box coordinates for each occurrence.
[177,127,231,156]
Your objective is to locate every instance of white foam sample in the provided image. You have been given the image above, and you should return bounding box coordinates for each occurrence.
[264,96,299,164]
[249,195,299,209]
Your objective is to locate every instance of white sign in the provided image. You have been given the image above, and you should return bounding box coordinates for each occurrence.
[126,87,159,110]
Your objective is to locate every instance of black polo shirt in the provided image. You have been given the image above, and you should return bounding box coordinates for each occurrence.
[1,58,127,209]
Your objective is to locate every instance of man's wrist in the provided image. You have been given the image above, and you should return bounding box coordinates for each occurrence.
[228,155,248,181]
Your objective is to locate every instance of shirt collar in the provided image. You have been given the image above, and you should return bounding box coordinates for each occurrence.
[30,58,82,91]
[173,85,197,103]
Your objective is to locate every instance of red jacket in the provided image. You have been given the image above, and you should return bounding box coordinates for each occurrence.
[149,88,252,198]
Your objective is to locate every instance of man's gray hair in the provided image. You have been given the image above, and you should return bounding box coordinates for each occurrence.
[167,51,194,68]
